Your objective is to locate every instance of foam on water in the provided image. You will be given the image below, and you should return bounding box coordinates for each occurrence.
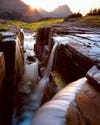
[32,77,87,125]
[16,34,91,125]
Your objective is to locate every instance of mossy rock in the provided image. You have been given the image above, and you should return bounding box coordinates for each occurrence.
[0,33,3,40]
[51,71,66,89]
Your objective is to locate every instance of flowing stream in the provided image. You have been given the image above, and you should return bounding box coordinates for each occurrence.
[31,77,87,125]
[14,32,87,125]
[38,41,59,90]
[14,31,59,125]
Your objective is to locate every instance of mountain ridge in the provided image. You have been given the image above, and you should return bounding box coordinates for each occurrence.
[0,0,72,22]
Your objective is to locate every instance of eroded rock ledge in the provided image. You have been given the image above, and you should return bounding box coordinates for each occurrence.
[0,30,24,125]
[34,22,100,125]
[35,22,100,84]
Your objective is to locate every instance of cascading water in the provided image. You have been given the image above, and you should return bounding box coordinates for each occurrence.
[31,35,87,125]
[15,34,87,125]
[31,77,87,125]
[15,34,59,125]
[16,36,24,79]
[13,31,39,125]
[38,41,59,90]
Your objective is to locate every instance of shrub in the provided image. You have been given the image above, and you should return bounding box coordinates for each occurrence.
[64,12,82,22]
[67,12,82,18]
[86,8,100,16]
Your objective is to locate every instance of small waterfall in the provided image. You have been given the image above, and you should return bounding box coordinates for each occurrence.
[15,34,74,125]
[19,59,39,93]
[16,36,24,81]
[16,34,87,125]
[38,41,59,89]
[14,31,60,125]
[31,77,87,125]
[14,31,39,125]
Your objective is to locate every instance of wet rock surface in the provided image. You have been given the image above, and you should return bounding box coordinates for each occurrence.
[0,30,24,125]
[33,22,100,125]
[35,22,100,84]
[67,80,100,125]
[86,65,100,90]
[0,31,16,125]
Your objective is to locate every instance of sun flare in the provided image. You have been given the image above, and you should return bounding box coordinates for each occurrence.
[21,0,100,14]
[21,0,42,9]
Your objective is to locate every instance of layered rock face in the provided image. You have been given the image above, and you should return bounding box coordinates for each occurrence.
[34,22,100,125]
[0,30,24,125]
[34,22,100,84]
[67,79,100,125]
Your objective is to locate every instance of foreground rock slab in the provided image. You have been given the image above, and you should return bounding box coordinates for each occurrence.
[67,80,100,125]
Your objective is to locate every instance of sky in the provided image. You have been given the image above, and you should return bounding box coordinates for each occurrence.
[22,0,100,15]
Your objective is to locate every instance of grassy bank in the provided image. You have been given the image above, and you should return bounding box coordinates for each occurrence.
[0,16,100,32]
[78,15,100,27]
[0,18,63,31]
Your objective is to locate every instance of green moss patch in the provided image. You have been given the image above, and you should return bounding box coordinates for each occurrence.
[51,71,66,90]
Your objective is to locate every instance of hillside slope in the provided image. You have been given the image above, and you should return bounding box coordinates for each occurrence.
[0,0,42,22]
[0,0,72,22]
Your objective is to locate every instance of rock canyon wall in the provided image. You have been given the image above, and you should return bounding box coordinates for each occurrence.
[0,30,24,125]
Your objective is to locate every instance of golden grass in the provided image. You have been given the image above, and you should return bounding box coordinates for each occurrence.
[0,18,63,31]
[78,15,100,27]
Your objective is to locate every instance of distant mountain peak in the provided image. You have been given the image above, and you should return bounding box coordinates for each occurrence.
[0,0,72,22]
[51,4,72,18]
[38,4,72,18]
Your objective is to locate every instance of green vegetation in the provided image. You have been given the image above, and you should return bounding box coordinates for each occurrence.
[51,71,66,89]
[0,24,10,31]
[0,33,3,40]
[64,8,100,27]
[68,12,82,18]
[64,12,82,22]
[78,15,100,27]
[86,8,100,16]
[0,9,100,32]
[80,8,100,26]
[0,18,63,31]
[27,18,63,31]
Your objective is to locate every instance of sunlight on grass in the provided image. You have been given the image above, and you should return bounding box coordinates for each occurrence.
[0,18,63,31]
[78,16,100,27]
[27,18,63,31]
[0,24,10,31]
[0,16,99,32]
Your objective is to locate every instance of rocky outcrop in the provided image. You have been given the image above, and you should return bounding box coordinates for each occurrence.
[86,65,100,91]
[0,30,24,125]
[0,31,16,125]
[67,79,100,125]
[34,25,65,62]
[35,22,100,84]
[34,24,100,125]
[66,64,100,125]
[43,65,100,125]
[34,26,51,59]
